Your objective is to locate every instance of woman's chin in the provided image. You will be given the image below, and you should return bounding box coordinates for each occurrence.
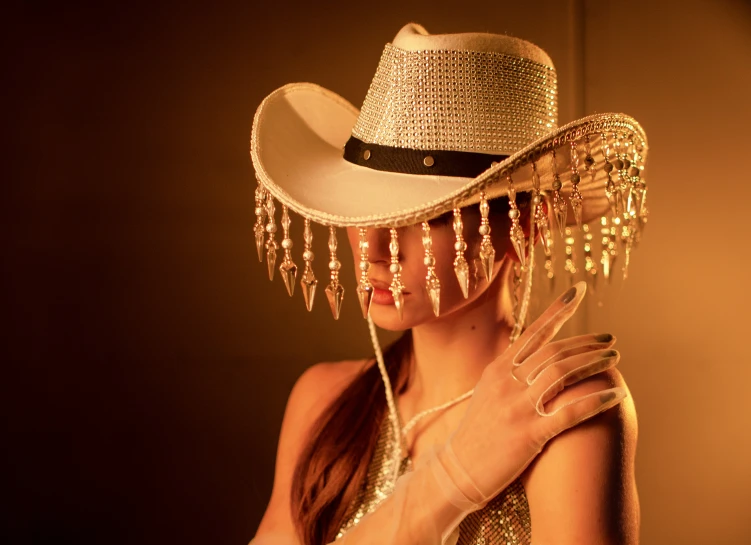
[368,295,435,331]
[368,303,412,331]
[366,288,402,329]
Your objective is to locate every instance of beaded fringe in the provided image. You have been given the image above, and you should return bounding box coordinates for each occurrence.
[252,131,648,327]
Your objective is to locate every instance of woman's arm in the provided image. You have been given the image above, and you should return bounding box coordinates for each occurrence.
[253,361,366,543]
[523,368,639,545]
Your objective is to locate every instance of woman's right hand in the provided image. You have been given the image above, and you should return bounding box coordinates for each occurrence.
[440,280,626,504]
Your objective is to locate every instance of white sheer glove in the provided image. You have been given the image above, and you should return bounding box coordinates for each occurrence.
[438,281,626,513]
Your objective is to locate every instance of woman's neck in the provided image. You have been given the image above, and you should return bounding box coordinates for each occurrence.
[405,267,513,408]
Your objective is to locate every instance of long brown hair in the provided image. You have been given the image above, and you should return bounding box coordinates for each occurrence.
[290,333,413,545]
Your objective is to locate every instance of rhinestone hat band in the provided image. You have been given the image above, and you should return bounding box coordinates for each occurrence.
[352,43,558,155]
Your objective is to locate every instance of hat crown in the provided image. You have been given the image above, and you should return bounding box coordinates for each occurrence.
[352,23,558,155]
[392,23,554,66]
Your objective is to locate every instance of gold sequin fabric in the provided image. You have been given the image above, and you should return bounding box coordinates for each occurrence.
[352,43,557,155]
[337,417,532,544]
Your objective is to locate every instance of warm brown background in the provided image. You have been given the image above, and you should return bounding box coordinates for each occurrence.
[3,1,750,544]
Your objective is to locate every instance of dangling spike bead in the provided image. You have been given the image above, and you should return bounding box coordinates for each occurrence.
[300,218,317,311]
[604,161,619,218]
[507,175,527,268]
[583,134,598,241]
[264,193,278,281]
[355,227,373,319]
[614,132,628,194]
[634,138,649,236]
[630,140,647,244]
[452,209,470,299]
[478,191,496,281]
[619,197,635,281]
[278,206,298,296]
[615,133,630,221]
[602,132,622,218]
[389,228,405,320]
[638,181,649,234]
[615,135,634,241]
[511,261,522,336]
[622,226,635,281]
[542,193,556,288]
[550,149,567,236]
[531,162,551,255]
[254,182,267,263]
[422,222,441,317]
[325,226,344,320]
[569,140,583,228]
[624,134,638,220]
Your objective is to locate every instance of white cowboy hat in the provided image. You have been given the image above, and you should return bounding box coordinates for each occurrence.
[249,23,649,320]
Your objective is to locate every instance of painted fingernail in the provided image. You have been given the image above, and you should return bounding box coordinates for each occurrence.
[600,388,627,404]
[595,333,614,342]
[561,286,577,304]
[605,349,619,358]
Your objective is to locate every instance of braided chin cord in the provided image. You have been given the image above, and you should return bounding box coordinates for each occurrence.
[367,315,404,483]
[509,231,536,344]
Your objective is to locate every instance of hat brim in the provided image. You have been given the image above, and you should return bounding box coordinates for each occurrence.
[251,83,647,228]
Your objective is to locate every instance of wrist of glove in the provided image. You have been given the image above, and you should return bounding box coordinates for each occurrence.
[421,445,485,544]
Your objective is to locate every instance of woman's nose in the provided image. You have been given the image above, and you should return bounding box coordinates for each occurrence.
[365,227,392,264]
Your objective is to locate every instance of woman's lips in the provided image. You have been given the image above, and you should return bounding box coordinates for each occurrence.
[372,287,395,305]
[370,278,410,306]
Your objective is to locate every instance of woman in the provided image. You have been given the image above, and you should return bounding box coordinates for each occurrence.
[249,22,645,545]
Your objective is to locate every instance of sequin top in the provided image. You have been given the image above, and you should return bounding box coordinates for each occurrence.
[337,417,532,544]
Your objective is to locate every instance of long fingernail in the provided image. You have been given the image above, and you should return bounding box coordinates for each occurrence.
[595,333,614,342]
[600,388,627,404]
[561,286,577,304]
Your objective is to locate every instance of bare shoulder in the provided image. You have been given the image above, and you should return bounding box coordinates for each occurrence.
[522,368,640,544]
[276,356,369,454]
[291,359,370,416]
[253,359,369,539]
